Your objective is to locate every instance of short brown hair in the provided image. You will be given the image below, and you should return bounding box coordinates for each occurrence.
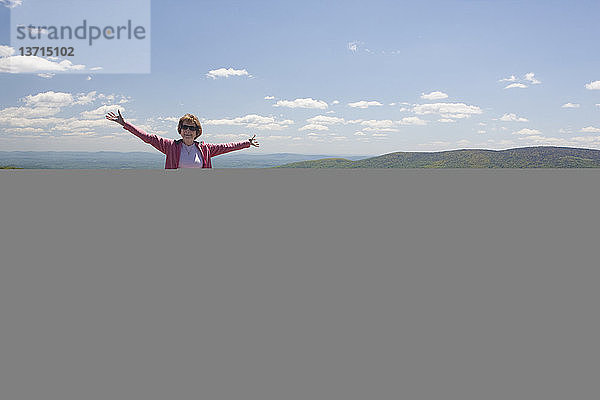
[177,114,203,139]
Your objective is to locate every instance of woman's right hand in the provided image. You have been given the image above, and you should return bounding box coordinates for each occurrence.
[106,110,125,126]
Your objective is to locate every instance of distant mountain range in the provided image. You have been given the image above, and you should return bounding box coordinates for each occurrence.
[3,147,600,169]
[276,147,600,168]
[0,151,369,169]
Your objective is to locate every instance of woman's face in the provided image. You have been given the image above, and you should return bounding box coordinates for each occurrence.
[180,121,199,141]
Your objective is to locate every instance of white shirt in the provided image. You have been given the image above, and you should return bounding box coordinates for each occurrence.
[179,143,203,168]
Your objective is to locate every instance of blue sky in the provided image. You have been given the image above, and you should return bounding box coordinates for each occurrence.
[1,0,600,155]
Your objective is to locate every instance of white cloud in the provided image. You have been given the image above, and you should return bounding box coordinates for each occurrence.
[477,130,486,134]
[0,54,85,73]
[264,96,275,100]
[80,104,124,119]
[413,102,482,118]
[372,133,388,137]
[89,67,103,71]
[416,141,452,150]
[438,118,456,123]
[98,94,115,102]
[499,113,528,122]
[52,118,111,133]
[207,133,249,140]
[513,128,542,135]
[331,100,340,105]
[441,113,472,119]
[490,139,516,147]
[75,91,98,105]
[2,127,44,134]
[158,116,180,123]
[505,83,528,89]
[203,114,293,130]
[421,91,448,100]
[274,98,328,109]
[37,73,55,79]
[306,115,346,125]
[348,100,383,109]
[0,0,22,8]
[398,116,427,126]
[581,126,600,133]
[360,120,397,132]
[569,136,600,144]
[0,106,61,119]
[206,67,250,79]
[24,91,74,108]
[584,80,600,90]
[524,72,541,84]
[260,135,293,141]
[0,91,131,137]
[0,45,15,57]
[58,131,99,137]
[354,131,367,136]
[562,103,580,109]
[500,73,540,87]
[299,124,329,131]
[0,116,63,128]
[516,135,591,146]
[96,93,129,105]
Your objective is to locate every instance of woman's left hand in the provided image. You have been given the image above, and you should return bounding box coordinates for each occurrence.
[249,134,260,147]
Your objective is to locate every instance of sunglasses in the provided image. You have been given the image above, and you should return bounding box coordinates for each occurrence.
[181,124,198,131]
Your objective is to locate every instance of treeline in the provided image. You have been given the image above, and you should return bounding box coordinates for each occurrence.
[277,147,600,168]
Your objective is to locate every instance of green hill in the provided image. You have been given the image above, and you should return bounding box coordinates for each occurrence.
[276,147,600,168]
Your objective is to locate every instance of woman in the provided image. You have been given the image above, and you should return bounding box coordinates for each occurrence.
[106,110,259,169]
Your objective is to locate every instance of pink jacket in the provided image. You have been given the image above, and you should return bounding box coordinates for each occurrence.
[123,122,251,169]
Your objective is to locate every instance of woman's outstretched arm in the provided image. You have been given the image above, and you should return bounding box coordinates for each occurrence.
[208,134,260,157]
[106,110,172,155]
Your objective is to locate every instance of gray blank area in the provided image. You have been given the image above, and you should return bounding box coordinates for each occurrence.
[1,170,599,400]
